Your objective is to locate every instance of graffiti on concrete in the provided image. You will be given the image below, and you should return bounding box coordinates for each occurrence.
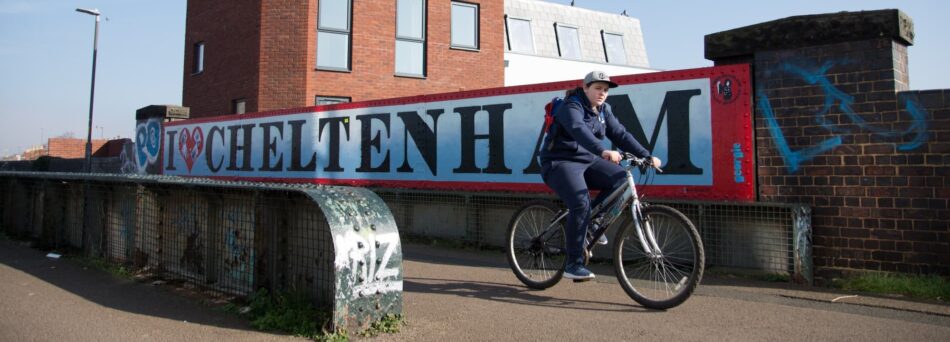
[181,231,205,273]
[757,61,930,173]
[135,118,162,173]
[119,141,138,174]
[223,210,254,285]
[337,229,401,297]
[171,204,196,235]
[172,203,204,274]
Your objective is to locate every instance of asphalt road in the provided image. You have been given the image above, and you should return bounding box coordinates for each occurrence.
[1,239,948,341]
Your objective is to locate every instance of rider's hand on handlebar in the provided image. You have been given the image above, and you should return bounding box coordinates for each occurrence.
[602,150,622,164]
[650,156,663,172]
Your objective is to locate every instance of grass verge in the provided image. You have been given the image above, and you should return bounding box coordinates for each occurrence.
[224,289,404,341]
[227,288,344,341]
[359,314,406,338]
[831,273,950,302]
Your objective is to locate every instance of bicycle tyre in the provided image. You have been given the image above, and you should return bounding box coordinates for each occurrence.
[613,205,704,309]
[506,200,567,289]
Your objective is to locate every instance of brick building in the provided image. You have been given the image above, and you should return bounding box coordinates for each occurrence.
[20,145,47,161]
[45,138,109,159]
[182,0,653,118]
[184,0,506,118]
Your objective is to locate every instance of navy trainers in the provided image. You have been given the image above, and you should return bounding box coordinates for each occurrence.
[563,263,595,280]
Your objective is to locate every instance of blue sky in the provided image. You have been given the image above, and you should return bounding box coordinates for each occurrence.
[1,0,947,156]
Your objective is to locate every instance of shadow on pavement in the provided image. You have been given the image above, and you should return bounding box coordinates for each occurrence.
[402,242,826,294]
[0,239,259,332]
[404,276,655,313]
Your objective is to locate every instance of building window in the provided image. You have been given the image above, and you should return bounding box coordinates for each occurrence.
[554,23,581,59]
[232,98,246,114]
[315,95,351,106]
[317,0,351,71]
[192,42,204,74]
[450,2,478,50]
[395,0,426,77]
[505,16,534,53]
[602,31,627,64]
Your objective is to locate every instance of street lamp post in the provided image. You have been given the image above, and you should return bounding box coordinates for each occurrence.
[76,7,100,173]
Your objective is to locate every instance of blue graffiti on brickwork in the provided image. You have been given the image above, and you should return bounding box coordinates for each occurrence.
[757,61,930,173]
[757,88,842,173]
[901,99,930,150]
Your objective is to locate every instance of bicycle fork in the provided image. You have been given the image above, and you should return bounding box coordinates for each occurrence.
[628,174,663,258]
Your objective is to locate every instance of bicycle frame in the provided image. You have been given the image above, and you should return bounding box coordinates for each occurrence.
[509,154,702,308]
[535,156,662,257]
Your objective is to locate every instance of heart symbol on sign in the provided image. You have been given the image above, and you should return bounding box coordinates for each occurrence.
[177,127,204,172]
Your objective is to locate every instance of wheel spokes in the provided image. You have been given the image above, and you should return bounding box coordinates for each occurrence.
[619,210,697,302]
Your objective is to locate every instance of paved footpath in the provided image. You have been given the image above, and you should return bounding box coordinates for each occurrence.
[1,238,948,341]
[381,244,950,342]
[0,239,306,342]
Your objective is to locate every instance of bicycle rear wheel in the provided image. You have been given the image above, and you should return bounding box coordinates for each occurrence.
[613,205,704,309]
[506,200,566,289]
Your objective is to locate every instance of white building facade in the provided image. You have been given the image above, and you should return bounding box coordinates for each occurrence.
[504,0,656,86]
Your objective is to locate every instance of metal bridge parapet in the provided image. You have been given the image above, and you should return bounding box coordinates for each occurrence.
[0,171,401,331]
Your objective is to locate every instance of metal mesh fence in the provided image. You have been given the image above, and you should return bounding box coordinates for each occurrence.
[1,172,812,296]
[374,188,810,279]
[0,174,336,306]
[660,201,806,275]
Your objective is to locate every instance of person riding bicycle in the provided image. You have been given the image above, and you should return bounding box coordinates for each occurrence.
[539,70,661,281]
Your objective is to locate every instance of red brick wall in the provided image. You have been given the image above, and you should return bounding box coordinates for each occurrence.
[183,0,504,117]
[258,0,312,111]
[92,138,131,157]
[183,0,262,118]
[46,138,108,159]
[751,38,949,275]
[307,0,505,105]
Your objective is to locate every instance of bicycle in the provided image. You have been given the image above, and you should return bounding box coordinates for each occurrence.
[505,153,704,309]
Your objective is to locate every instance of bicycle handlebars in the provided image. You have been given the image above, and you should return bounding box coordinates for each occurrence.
[621,152,663,173]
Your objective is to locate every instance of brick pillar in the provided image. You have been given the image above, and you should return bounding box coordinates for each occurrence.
[135,105,190,175]
[706,9,949,277]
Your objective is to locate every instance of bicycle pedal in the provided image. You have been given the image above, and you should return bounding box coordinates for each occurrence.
[572,278,592,283]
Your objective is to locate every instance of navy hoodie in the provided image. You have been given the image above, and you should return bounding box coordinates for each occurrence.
[539,89,652,164]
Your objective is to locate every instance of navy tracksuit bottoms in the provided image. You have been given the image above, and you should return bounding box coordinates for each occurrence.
[541,157,627,266]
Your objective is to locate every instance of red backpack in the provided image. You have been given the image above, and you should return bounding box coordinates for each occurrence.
[541,97,565,151]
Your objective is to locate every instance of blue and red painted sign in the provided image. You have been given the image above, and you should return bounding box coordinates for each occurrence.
[156,65,754,201]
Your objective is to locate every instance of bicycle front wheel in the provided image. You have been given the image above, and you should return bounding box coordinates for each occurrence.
[613,205,704,309]
[506,200,566,289]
